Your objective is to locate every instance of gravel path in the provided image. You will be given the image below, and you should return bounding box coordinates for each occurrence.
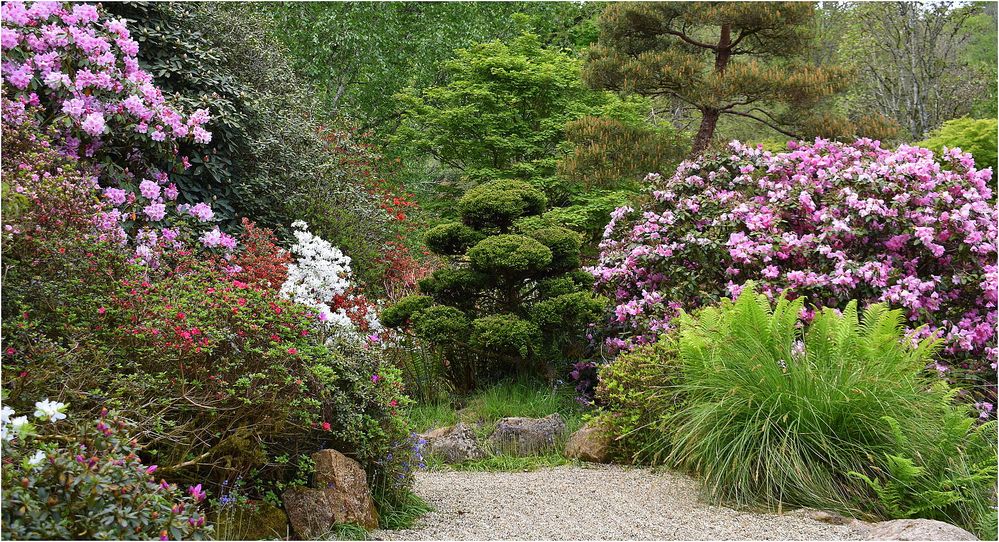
[374,465,864,540]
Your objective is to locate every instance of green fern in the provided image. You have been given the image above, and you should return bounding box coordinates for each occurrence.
[849,451,961,518]
[849,411,998,538]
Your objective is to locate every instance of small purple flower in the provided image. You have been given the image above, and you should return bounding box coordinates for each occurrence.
[143,202,166,222]
[81,112,105,136]
[164,183,179,201]
[187,483,206,502]
[103,187,127,206]
[188,202,213,222]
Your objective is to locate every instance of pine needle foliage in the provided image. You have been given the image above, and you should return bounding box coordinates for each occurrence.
[583,2,896,155]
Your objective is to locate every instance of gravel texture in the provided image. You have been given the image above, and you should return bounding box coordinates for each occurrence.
[374,465,865,540]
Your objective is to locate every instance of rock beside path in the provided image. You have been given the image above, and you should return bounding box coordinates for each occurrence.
[564,420,611,463]
[283,449,378,538]
[487,413,566,455]
[311,449,379,529]
[420,423,486,463]
[860,519,978,541]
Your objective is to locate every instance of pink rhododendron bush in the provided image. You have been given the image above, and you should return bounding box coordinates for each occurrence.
[592,139,997,408]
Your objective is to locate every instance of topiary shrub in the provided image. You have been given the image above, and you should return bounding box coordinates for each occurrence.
[423,223,485,256]
[383,179,608,390]
[593,139,997,412]
[528,227,583,273]
[468,234,553,278]
[380,295,434,328]
[919,117,998,174]
[457,179,548,231]
[470,314,541,361]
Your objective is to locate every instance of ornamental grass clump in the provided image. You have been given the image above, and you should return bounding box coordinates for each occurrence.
[592,138,997,413]
[666,283,995,527]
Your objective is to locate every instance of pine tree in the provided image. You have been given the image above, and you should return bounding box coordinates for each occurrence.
[582,2,879,155]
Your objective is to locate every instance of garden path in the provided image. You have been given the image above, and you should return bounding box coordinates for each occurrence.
[374,465,865,540]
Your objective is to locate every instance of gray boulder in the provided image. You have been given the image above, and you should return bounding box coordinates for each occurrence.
[861,519,978,541]
[420,422,486,463]
[487,413,567,456]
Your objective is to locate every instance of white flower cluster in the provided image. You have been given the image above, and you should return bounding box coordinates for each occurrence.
[2,399,67,469]
[1,399,67,442]
[280,221,356,328]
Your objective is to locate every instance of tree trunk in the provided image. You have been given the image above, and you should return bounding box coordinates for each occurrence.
[689,25,732,158]
[690,108,719,157]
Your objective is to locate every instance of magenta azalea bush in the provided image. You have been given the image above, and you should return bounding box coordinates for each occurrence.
[592,139,997,407]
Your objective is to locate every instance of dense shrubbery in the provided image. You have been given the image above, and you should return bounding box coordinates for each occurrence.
[596,284,997,537]
[592,339,680,462]
[593,139,998,411]
[1,118,416,512]
[1,2,417,533]
[382,179,606,391]
[1,403,212,540]
[102,2,424,291]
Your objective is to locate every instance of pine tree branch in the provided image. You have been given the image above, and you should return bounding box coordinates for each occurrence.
[724,109,801,139]
[662,26,718,51]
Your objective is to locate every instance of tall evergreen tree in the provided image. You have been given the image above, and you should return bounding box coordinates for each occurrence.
[582,2,866,155]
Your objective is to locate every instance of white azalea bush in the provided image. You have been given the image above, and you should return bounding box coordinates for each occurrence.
[1,399,211,540]
[280,221,384,343]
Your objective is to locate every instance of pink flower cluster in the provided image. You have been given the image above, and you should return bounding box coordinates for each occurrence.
[592,139,996,395]
[1,0,211,159]
[1,2,232,267]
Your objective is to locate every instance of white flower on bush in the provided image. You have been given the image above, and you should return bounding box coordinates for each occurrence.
[1,405,13,424]
[281,221,356,327]
[364,305,383,333]
[2,415,30,442]
[281,221,352,303]
[33,399,67,423]
[26,449,46,467]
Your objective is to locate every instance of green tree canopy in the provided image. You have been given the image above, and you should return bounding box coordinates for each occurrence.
[266,3,603,133]
[393,32,610,186]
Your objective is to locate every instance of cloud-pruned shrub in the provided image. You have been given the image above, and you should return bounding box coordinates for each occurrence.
[382,179,606,390]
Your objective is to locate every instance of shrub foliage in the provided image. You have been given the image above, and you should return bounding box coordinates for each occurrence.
[593,139,997,410]
[383,179,607,390]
